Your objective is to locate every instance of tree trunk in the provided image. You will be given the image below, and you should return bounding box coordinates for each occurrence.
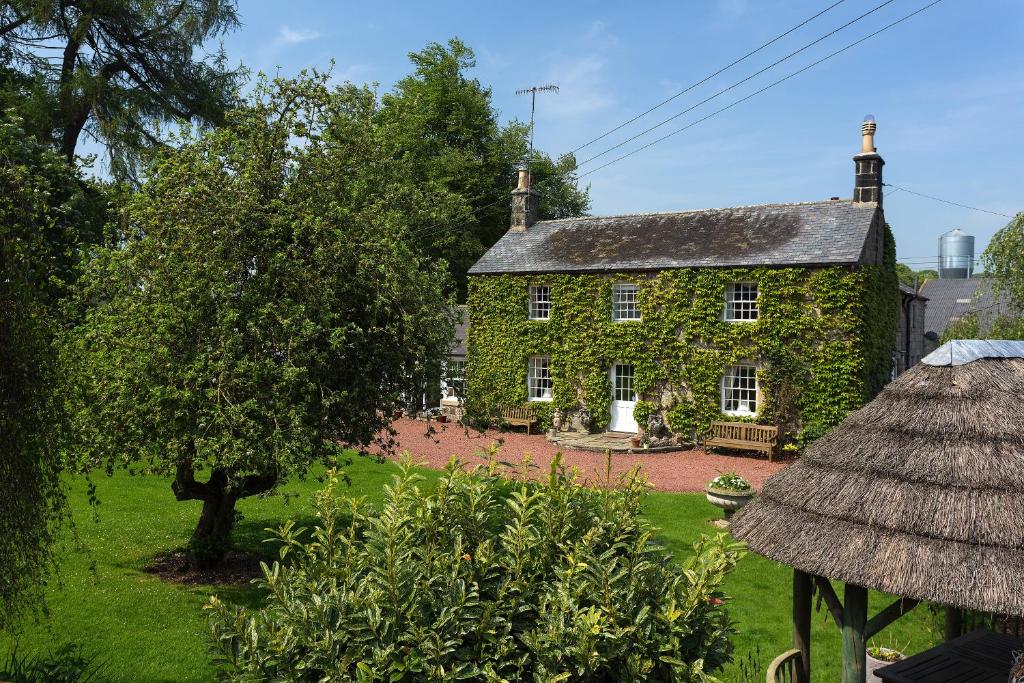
[189,480,238,569]
[171,463,277,570]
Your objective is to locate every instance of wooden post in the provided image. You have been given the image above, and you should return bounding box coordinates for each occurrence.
[793,569,813,683]
[842,583,869,683]
[944,606,963,642]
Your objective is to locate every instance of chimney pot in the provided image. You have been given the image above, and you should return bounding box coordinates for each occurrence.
[861,114,877,154]
[516,165,530,191]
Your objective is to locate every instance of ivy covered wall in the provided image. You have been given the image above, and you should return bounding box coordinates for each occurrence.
[466,228,898,441]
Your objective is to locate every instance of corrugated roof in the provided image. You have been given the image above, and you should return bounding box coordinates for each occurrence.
[919,278,1015,338]
[468,199,879,275]
[921,339,1024,366]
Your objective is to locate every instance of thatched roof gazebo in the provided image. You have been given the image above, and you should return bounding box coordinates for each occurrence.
[731,340,1024,682]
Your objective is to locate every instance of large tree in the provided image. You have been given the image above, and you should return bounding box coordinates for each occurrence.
[377,38,590,297]
[0,111,95,627]
[61,74,457,568]
[982,212,1024,312]
[0,0,242,180]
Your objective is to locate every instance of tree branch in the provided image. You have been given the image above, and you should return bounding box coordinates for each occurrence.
[171,463,210,501]
[237,472,279,497]
[0,11,32,38]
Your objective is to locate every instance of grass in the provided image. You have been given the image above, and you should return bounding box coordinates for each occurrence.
[2,456,938,682]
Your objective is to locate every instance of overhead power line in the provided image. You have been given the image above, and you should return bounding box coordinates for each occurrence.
[569,0,850,155]
[883,183,1016,219]
[401,0,942,247]
[575,0,895,169]
[576,0,944,180]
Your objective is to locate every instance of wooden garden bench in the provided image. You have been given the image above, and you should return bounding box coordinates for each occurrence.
[766,649,805,683]
[500,406,538,434]
[704,421,779,461]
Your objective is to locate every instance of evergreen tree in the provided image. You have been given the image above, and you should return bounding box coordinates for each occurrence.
[0,0,243,180]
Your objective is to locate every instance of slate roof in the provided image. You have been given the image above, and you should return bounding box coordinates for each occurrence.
[899,283,926,299]
[919,278,1015,338]
[468,199,879,275]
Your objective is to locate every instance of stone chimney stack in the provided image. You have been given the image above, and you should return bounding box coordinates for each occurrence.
[853,115,884,206]
[510,164,539,232]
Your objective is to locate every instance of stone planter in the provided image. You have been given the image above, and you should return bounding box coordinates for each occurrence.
[705,487,755,518]
[867,648,904,679]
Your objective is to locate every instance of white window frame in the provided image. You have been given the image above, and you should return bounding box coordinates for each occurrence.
[529,285,551,320]
[444,359,466,399]
[528,355,553,402]
[721,364,758,416]
[724,282,759,322]
[611,283,640,322]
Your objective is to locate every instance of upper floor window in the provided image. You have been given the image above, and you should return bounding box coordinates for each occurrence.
[529,285,551,320]
[724,282,758,321]
[612,283,640,322]
[721,364,757,416]
[528,355,552,401]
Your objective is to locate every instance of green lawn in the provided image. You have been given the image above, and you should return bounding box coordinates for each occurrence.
[3,458,938,682]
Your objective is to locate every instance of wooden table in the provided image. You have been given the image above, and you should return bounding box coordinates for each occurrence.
[877,629,1023,682]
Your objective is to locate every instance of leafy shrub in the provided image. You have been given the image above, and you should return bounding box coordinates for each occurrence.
[207,455,743,681]
[796,419,832,447]
[0,644,103,682]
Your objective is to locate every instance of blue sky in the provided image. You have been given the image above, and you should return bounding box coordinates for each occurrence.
[219,0,1022,266]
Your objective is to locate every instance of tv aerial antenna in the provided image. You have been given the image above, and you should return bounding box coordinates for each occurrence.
[515,84,559,180]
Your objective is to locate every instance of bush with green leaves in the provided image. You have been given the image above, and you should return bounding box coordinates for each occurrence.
[207,456,743,681]
[0,643,103,683]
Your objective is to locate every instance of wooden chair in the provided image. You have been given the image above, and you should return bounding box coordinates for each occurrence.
[766,649,805,683]
[500,406,538,434]
[704,421,779,461]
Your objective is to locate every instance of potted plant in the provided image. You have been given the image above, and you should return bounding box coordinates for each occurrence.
[705,473,755,518]
[630,435,642,448]
[866,642,906,679]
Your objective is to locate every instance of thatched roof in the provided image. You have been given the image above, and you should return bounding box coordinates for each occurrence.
[731,340,1024,617]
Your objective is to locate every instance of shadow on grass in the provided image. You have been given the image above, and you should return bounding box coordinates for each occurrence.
[201,581,268,610]
[231,514,321,554]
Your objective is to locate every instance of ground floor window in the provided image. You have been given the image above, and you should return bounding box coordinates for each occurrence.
[721,364,757,415]
[528,355,552,401]
[445,359,466,398]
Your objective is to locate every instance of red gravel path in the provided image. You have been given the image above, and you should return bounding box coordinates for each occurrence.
[377,419,788,493]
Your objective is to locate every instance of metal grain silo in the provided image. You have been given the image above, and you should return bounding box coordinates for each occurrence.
[938,229,974,279]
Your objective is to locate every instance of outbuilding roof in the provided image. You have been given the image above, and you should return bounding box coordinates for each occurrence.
[919,278,1015,339]
[731,340,1024,617]
[468,199,879,275]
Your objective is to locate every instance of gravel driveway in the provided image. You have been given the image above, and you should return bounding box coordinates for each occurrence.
[377,419,788,493]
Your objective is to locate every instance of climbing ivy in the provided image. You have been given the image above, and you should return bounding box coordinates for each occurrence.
[466,229,898,442]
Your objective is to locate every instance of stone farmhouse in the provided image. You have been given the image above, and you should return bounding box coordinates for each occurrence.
[464,119,902,441]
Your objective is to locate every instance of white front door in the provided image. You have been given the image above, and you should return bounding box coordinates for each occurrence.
[609,363,638,433]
